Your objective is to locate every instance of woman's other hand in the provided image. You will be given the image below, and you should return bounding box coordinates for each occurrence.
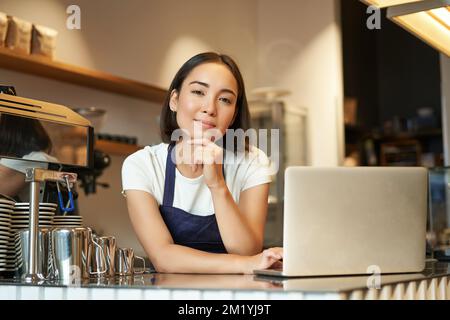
[241,247,283,274]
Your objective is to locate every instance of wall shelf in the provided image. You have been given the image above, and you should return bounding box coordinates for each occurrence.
[0,47,167,103]
[95,140,142,156]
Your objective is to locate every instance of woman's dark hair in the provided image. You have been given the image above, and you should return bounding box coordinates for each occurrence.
[160,52,251,150]
[0,114,52,157]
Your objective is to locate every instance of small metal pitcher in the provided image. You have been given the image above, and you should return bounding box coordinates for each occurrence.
[92,235,116,278]
[115,247,146,276]
[50,227,107,281]
[17,228,53,280]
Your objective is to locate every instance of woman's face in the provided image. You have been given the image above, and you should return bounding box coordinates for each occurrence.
[169,62,238,140]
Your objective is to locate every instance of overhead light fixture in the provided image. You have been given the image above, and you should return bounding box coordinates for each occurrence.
[387,0,450,56]
[362,0,423,9]
[426,6,450,29]
[361,0,450,57]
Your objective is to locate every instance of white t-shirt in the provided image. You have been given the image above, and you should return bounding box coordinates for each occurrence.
[121,143,273,216]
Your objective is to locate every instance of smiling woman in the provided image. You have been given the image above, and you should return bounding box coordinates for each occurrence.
[121,52,283,274]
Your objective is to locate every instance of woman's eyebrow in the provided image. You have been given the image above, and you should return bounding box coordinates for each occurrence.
[189,81,237,97]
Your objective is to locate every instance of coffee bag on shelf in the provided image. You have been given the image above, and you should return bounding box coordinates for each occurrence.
[0,12,7,46]
[31,24,57,59]
[5,15,32,54]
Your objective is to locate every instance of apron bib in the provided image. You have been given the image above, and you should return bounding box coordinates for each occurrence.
[158,143,227,254]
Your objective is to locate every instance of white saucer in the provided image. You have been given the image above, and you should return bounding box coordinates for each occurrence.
[14,207,56,211]
[15,202,57,207]
[11,216,53,220]
[11,220,53,227]
[15,202,58,207]
[11,221,52,226]
[13,209,55,213]
[14,203,57,206]
[13,211,54,215]
[12,212,54,215]
[0,202,14,206]
[0,225,10,231]
[12,225,53,229]
[0,199,15,206]
[12,214,54,218]
[0,264,17,268]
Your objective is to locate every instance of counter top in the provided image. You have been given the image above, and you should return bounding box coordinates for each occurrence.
[0,261,449,300]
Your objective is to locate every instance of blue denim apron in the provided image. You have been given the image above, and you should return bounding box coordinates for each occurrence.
[159,143,227,254]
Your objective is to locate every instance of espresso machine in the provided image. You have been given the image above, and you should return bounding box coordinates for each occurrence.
[0,90,94,283]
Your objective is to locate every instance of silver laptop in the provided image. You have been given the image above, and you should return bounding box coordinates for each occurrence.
[255,167,428,277]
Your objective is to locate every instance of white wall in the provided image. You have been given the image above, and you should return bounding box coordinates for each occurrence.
[256,0,344,166]
[0,0,344,254]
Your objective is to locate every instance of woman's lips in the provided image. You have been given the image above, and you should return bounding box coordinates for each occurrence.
[194,119,216,129]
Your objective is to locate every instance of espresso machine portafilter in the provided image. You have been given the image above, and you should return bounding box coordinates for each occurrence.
[0,92,94,283]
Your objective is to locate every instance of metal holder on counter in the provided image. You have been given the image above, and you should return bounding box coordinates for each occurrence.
[23,168,77,283]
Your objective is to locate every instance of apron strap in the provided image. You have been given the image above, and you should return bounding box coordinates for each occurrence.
[162,143,176,206]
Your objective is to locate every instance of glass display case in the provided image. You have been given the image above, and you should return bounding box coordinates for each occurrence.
[249,95,308,247]
[428,167,450,251]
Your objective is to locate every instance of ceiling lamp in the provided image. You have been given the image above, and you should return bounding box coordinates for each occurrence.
[362,0,450,57]
[362,0,423,8]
